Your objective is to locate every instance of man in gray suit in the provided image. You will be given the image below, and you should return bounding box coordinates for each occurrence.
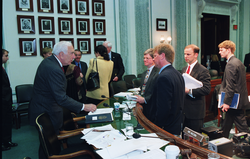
[218,40,250,138]
[29,41,96,133]
[135,48,159,121]
[182,44,211,133]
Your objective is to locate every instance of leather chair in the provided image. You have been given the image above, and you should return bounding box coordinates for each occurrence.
[35,113,96,159]
[137,73,142,78]
[111,80,127,94]
[132,78,141,88]
[14,84,33,129]
[123,74,136,89]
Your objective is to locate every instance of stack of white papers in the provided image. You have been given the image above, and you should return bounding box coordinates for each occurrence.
[88,108,114,115]
[127,88,141,92]
[114,92,133,97]
[182,73,203,89]
[126,95,138,101]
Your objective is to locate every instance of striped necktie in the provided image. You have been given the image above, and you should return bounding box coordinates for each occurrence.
[141,69,150,95]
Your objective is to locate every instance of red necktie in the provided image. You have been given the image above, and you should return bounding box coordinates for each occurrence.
[61,67,65,73]
[186,65,190,74]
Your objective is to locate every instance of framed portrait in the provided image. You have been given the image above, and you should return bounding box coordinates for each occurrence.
[76,18,90,35]
[59,38,74,46]
[19,38,37,56]
[77,38,91,54]
[92,0,105,16]
[17,15,35,34]
[156,18,167,31]
[75,0,89,15]
[57,0,72,14]
[38,16,55,34]
[94,38,106,48]
[39,38,55,56]
[93,19,105,35]
[16,0,33,12]
[37,0,54,13]
[58,18,73,35]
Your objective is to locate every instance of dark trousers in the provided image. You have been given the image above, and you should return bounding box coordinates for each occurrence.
[1,105,12,144]
[183,117,204,133]
[222,109,250,138]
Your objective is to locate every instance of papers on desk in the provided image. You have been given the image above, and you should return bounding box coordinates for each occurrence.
[182,73,203,89]
[114,92,133,97]
[96,133,169,159]
[127,88,141,92]
[126,94,138,101]
[88,108,113,115]
[81,124,126,149]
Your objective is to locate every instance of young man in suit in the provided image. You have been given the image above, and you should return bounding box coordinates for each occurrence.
[72,49,88,103]
[103,41,125,81]
[218,40,250,138]
[182,44,211,133]
[2,49,18,151]
[149,43,185,135]
[135,48,159,121]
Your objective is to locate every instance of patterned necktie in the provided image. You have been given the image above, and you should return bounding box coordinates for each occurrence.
[141,69,150,95]
[186,65,190,74]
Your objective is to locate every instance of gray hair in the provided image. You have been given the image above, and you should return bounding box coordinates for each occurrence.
[53,41,72,55]
[103,41,112,47]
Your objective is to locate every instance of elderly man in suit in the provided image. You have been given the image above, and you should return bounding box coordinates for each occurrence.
[182,44,211,133]
[148,43,185,135]
[135,48,159,121]
[2,49,18,151]
[218,40,250,138]
[72,49,88,103]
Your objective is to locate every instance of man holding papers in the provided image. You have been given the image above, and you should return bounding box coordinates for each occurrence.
[182,44,211,133]
[218,40,250,138]
[135,48,159,121]
[149,43,185,135]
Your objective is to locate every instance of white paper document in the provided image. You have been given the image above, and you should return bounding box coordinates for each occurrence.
[127,88,141,92]
[114,92,133,97]
[88,108,114,115]
[182,73,203,89]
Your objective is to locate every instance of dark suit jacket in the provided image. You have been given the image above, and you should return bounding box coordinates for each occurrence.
[29,55,83,133]
[149,65,185,135]
[182,63,211,119]
[72,60,88,103]
[139,66,159,119]
[244,52,250,72]
[110,52,125,81]
[2,68,12,108]
[220,56,250,110]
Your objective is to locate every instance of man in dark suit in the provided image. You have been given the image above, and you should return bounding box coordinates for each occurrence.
[149,43,185,135]
[244,52,250,72]
[103,41,125,81]
[218,40,250,138]
[2,49,18,151]
[135,48,159,121]
[182,44,211,133]
[72,49,88,103]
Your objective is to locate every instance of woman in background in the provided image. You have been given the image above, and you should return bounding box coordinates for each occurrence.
[210,54,221,75]
[85,45,113,105]
[41,47,52,59]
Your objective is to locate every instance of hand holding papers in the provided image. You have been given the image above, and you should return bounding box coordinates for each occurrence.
[182,73,203,89]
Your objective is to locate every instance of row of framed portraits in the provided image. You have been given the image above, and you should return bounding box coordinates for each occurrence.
[17,15,106,35]
[16,0,105,16]
[19,38,106,56]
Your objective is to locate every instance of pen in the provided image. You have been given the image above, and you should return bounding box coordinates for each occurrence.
[92,129,111,132]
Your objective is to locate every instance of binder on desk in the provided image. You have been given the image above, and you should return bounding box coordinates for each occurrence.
[85,113,114,124]
[218,92,240,109]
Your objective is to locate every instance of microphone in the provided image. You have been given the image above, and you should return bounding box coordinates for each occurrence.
[132,133,176,145]
[103,103,110,107]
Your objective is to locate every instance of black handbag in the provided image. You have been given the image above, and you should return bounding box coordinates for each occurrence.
[87,58,100,91]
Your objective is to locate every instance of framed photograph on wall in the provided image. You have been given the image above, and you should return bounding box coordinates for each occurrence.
[19,38,37,56]
[57,0,72,14]
[77,38,91,54]
[16,0,33,12]
[58,18,73,35]
[38,16,55,34]
[93,19,105,35]
[59,38,74,46]
[76,18,90,35]
[75,0,89,15]
[39,38,55,56]
[94,38,106,48]
[17,15,35,34]
[37,0,54,13]
[156,18,167,31]
[92,0,105,16]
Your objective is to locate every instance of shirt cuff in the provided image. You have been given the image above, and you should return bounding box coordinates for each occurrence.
[188,89,195,98]
[81,104,85,111]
